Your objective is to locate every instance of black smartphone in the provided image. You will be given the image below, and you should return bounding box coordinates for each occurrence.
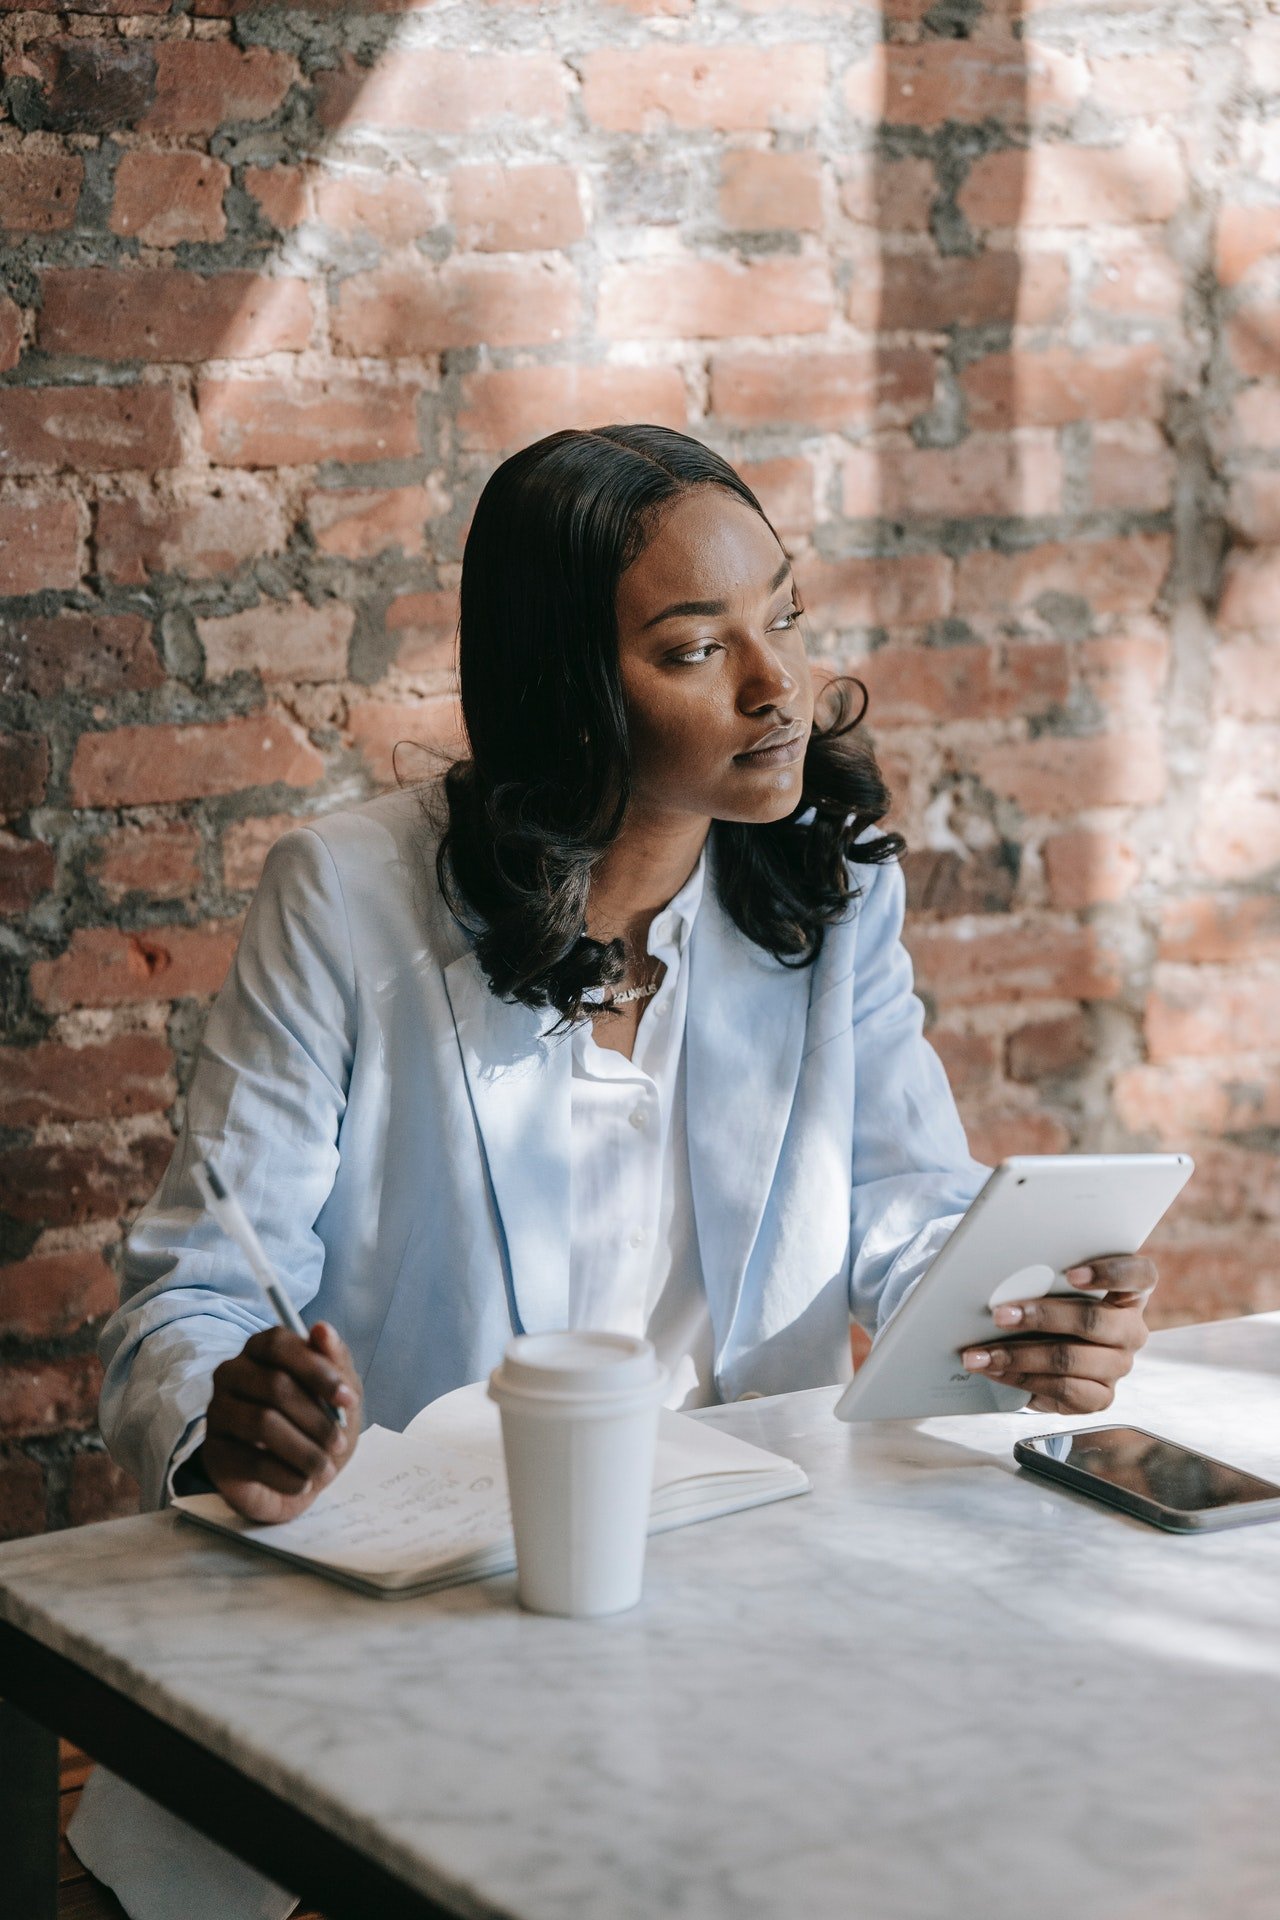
[1013,1426,1280,1533]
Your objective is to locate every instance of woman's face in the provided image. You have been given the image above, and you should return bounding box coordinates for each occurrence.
[614,486,815,827]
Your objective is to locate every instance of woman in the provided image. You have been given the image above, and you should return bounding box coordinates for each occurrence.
[70,426,1155,1919]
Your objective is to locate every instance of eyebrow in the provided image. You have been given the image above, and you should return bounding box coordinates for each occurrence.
[641,558,793,630]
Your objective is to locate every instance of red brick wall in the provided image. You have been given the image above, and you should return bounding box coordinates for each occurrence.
[2,0,1277,1540]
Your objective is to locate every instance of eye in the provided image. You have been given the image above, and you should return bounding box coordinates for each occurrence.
[672,643,721,665]
[770,603,804,631]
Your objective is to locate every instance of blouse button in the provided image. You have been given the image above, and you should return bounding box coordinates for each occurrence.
[629,1107,647,1130]
[629,1230,647,1249]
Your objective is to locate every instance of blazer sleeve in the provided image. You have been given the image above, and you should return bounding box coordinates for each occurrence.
[97,826,357,1510]
[847,856,992,1334]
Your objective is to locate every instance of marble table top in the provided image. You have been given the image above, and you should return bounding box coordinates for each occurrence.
[3,1312,1280,1920]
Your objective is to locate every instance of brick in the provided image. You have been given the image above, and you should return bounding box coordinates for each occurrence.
[1226,386,1280,454]
[316,50,566,134]
[1176,1142,1280,1229]
[97,484,289,585]
[1115,1061,1280,1143]
[0,295,21,373]
[109,151,229,247]
[906,918,1123,1007]
[1005,1012,1091,1083]
[244,164,307,232]
[0,387,182,476]
[1089,238,1183,317]
[456,363,687,451]
[958,137,1184,229]
[0,1356,102,1438]
[0,151,83,232]
[20,40,156,134]
[1043,826,1140,909]
[0,612,161,699]
[875,41,1043,127]
[1218,549,1280,631]
[719,151,822,232]
[710,347,932,427]
[0,733,49,820]
[1228,302,1280,380]
[0,1250,117,1337]
[1081,629,1173,725]
[1227,471,1280,544]
[854,637,1068,725]
[68,1451,141,1527]
[0,1454,45,1542]
[800,554,952,630]
[1089,421,1175,512]
[961,344,1166,428]
[0,495,80,592]
[599,256,831,339]
[198,597,353,684]
[582,45,825,131]
[1145,1238,1280,1328]
[738,456,814,540]
[928,1027,996,1098]
[386,589,460,673]
[966,1107,1072,1164]
[451,164,584,251]
[30,922,241,1013]
[1145,964,1280,1062]
[843,432,1062,519]
[1193,723,1280,880]
[0,831,54,915]
[1158,893,1280,966]
[877,249,1068,331]
[902,845,1017,917]
[71,713,324,810]
[1215,206,1280,289]
[955,535,1170,616]
[0,1137,163,1226]
[334,257,579,355]
[306,485,438,559]
[222,812,313,892]
[39,269,312,364]
[1211,637,1280,720]
[91,821,201,903]
[346,697,467,784]
[977,731,1165,816]
[198,376,421,467]
[841,155,934,231]
[140,41,297,135]
[314,170,444,243]
[1088,53,1192,116]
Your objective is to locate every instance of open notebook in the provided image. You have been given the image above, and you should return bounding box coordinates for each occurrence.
[172,1381,810,1598]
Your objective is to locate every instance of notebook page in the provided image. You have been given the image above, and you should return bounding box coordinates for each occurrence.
[174,1425,513,1581]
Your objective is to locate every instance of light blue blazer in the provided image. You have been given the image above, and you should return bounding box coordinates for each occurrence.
[99,784,990,1511]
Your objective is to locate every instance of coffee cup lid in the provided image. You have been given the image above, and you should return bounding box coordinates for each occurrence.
[492,1330,663,1401]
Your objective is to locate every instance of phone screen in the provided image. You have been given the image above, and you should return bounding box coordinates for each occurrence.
[1024,1427,1280,1512]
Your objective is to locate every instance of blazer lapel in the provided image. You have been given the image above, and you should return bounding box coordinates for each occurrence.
[443,948,572,1337]
[685,854,811,1357]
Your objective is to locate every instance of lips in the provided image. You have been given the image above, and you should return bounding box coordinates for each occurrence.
[734,723,806,759]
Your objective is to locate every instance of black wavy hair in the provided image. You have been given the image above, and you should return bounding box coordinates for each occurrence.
[431,424,904,1029]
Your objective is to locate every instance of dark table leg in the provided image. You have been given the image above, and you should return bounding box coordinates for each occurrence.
[0,1696,59,1920]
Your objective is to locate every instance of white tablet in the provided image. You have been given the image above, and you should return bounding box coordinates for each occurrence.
[834,1153,1194,1422]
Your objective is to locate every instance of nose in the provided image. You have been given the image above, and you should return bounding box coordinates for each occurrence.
[737,631,799,714]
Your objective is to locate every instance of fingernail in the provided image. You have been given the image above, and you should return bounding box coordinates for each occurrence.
[335,1384,355,1406]
[1066,1265,1094,1286]
[993,1304,1023,1327]
[963,1349,991,1370]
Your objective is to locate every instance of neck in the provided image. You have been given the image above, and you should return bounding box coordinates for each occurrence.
[586,808,710,958]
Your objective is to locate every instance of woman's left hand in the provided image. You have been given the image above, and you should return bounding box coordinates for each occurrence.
[961,1255,1157,1414]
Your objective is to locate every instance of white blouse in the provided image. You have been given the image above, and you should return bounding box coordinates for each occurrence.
[568,846,714,1410]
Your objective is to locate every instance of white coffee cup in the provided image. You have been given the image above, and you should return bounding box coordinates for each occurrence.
[488,1330,669,1617]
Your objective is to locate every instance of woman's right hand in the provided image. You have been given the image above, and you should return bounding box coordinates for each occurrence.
[201,1321,363,1524]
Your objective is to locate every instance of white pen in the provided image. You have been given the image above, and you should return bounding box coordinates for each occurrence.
[192,1155,347,1430]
